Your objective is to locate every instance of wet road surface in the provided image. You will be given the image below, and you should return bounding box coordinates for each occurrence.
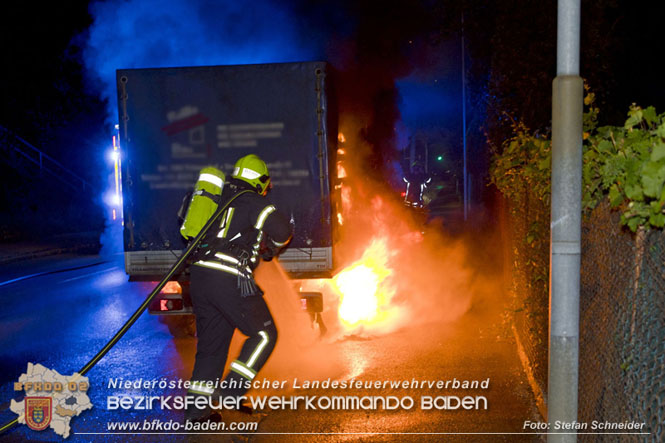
[0,254,541,442]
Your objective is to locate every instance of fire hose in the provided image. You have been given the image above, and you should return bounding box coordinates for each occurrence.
[0,190,252,435]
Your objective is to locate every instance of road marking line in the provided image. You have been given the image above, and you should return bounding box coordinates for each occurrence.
[0,273,48,288]
[59,267,118,283]
[0,261,107,287]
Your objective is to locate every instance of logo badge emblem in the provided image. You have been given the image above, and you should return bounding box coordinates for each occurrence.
[25,397,52,431]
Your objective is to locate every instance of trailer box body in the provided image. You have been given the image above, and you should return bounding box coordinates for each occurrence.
[117,62,336,280]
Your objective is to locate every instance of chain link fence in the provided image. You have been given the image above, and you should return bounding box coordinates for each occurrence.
[579,201,664,442]
[504,197,664,441]
[503,189,550,409]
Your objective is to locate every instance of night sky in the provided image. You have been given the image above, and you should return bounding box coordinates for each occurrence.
[1,0,664,237]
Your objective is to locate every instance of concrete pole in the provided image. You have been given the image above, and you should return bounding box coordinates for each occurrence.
[548,1,583,442]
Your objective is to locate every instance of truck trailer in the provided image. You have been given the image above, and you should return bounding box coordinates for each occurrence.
[116,61,337,320]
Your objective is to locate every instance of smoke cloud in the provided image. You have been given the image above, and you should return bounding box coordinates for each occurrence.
[82,0,328,120]
[81,0,447,179]
[300,187,477,339]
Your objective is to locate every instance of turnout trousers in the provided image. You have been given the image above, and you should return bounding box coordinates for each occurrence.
[186,264,277,416]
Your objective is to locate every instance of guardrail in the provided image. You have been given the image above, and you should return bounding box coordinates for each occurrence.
[0,124,91,190]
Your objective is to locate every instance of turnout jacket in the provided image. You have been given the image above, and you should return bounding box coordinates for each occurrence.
[195,181,292,277]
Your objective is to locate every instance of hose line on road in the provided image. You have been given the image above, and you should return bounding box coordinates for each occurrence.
[0,190,251,435]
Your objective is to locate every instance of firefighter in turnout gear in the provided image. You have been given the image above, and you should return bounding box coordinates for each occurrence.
[185,154,292,422]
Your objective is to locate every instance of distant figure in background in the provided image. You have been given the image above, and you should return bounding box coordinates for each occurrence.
[402,162,431,208]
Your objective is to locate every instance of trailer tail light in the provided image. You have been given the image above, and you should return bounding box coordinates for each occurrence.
[159,298,184,311]
[148,281,191,315]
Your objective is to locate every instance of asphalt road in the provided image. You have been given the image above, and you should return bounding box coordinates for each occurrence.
[0,254,541,442]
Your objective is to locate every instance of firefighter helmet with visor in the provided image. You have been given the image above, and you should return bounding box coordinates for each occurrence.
[231,154,271,195]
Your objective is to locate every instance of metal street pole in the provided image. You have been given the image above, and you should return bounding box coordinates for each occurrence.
[461,11,468,220]
[548,1,583,442]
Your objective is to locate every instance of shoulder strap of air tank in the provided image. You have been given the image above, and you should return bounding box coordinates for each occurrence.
[197,188,251,246]
[196,188,221,203]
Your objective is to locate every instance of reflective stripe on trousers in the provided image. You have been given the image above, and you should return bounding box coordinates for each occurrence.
[229,330,270,381]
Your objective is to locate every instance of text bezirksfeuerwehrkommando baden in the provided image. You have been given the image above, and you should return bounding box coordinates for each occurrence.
[106,377,491,411]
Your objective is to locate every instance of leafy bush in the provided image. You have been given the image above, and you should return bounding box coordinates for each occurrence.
[584,104,665,231]
[490,120,551,208]
[491,92,665,233]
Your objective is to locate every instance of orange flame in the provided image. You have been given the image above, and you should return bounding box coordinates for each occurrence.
[337,162,347,179]
[332,237,403,333]
[340,185,351,209]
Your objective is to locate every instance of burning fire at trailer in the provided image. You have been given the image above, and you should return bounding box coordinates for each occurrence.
[297,131,474,338]
[335,237,398,328]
